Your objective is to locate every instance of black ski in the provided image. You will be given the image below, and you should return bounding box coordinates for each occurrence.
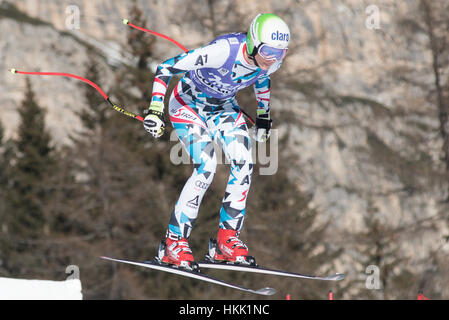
[100,256,276,296]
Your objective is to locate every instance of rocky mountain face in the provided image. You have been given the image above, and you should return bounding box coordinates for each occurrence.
[1,0,448,298]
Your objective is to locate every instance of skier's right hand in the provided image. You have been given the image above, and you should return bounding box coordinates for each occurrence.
[144,101,165,138]
[252,110,272,142]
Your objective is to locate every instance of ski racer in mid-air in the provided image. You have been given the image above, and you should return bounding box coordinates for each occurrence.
[143,13,290,270]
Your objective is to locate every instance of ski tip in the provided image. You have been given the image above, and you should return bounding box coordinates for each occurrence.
[330,273,346,281]
[255,287,276,296]
[99,256,115,262]
[10,68,17,74]
[122,18,129,25]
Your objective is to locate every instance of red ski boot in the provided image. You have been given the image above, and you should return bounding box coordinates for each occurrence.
[206,228,256,265]
[156,232,198,271]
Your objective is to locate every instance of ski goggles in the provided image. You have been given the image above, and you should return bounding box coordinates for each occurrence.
[258,44,287,61]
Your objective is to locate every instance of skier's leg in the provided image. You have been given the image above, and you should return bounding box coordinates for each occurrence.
[206,103,254,264]
[167,83,217,240]
[213,107,253,232]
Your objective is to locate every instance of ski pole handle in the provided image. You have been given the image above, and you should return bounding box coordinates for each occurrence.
[107,99,143,122]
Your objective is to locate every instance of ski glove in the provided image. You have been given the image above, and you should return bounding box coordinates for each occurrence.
[144,101,165,138]
[252,110,272,142]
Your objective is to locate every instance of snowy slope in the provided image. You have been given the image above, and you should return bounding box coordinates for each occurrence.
[0,277,82,300]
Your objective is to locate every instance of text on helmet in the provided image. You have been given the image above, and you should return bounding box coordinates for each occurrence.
[271,31,289,42]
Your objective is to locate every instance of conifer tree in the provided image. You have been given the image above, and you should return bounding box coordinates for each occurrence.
[76,50,108,132]
[127,0,155,72]
[0,121,7,214]
[8,79,54,238]
[0,120,11,273]
[0,79,55,277]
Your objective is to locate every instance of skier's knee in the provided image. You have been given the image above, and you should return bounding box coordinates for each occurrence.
[193,156,217,183]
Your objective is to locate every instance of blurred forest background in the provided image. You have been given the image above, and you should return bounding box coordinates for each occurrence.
[0,0,448,299]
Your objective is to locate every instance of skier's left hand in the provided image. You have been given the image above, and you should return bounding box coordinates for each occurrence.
[252,110,272,142]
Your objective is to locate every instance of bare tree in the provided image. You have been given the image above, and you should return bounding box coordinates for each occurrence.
[420,0,449,173]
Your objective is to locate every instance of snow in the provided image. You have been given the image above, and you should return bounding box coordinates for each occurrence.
[0,277,82,300]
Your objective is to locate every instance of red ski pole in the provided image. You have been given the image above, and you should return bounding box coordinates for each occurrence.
[9,68,144,122]
[123,19,188,53]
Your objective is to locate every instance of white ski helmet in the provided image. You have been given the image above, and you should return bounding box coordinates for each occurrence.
[246,13,290,59]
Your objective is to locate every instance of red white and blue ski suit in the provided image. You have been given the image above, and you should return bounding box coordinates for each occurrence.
[151,33,283,238]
